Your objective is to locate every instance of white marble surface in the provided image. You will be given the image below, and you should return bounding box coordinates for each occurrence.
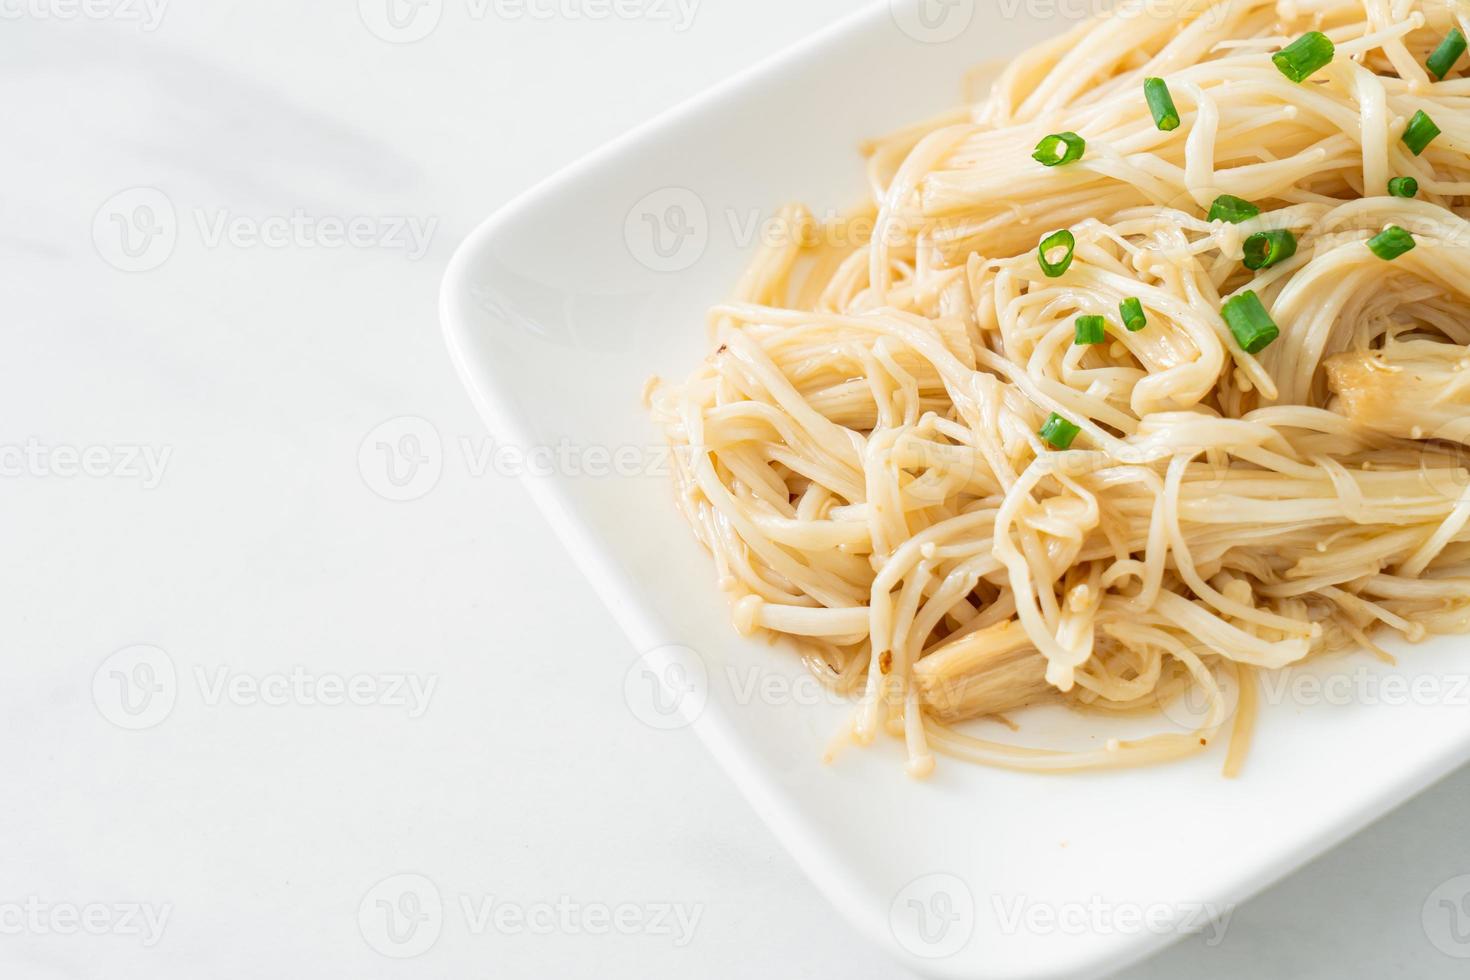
[6,1,1470,977]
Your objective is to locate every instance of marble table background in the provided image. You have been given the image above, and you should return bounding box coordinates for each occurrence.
[5,0,1470,976]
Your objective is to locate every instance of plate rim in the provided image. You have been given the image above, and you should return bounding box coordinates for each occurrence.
[438,0,918,971]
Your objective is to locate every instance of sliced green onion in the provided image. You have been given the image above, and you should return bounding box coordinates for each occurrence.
[1075,315,1106,345]
[1403,110,1441,156]
[1367,225,1416,260]
[1242,229,1298,270]
[1428,28,1467,80]
[1387,176,1419,198]
[1144,77,1181,131]
[1221,291,1280,355]
[1037,229,1076,278]
[1272,31,1335,83]
[1120,297,1147,332]
[1033,132,1086,167]
[1207,194,1261,224]
[1039,413,1081,450]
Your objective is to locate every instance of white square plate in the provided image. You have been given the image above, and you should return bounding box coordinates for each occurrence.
[440,3,1470,976]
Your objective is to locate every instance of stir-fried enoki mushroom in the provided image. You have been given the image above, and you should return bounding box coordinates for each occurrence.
[1327,340,1470,444]
[650,0,1470,777]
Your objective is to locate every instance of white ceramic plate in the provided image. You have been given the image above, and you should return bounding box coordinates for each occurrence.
[440,3,1470,976]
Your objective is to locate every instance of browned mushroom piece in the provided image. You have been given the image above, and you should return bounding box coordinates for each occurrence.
[1325,341,1470,444]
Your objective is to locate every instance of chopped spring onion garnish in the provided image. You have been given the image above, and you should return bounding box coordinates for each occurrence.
[1039,413,1081,450]
[1387,176,1419,198]
[1120,297,1147,332]
[1367,226,1416,260]
[1144,77,1180,131]
[1207,194,1261,223]
[1075,315,1107,345]
[1428,28,1467,80]
[1272,31,1335,82]
[1221,290,1280,354]
[1242,229,1298,270]
[1033,131,1087,167]
[1037,229,1077,277]
[1403,110,1441,155]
